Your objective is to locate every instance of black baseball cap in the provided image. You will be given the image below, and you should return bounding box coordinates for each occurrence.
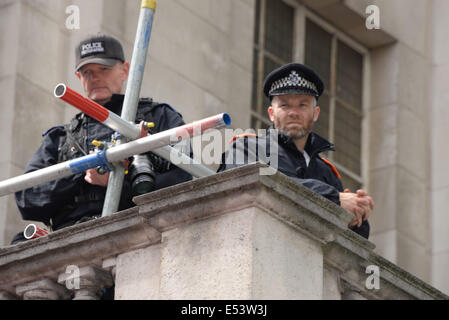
[75,34,125,71]
[263,63,324,99]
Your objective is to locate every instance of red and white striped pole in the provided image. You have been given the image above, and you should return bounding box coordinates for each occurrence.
[54,84,141,140]
[23,224,49,240]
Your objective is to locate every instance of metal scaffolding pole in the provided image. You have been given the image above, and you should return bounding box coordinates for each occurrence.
[102,0,157,217]
[0,113,231,197]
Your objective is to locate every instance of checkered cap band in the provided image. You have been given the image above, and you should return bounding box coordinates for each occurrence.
[269,71,318,96]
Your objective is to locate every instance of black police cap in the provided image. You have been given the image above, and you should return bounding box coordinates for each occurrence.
[263,63,324,99]
[75,34,125,71]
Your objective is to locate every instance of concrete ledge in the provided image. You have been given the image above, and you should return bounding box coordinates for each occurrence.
[0,163,447,299]
[0,206,160,292]
[135,163,355,240]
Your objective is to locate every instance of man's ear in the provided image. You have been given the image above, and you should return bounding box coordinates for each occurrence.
[121,62,130,81]
[267,105,274,122]
[313,106,320,122]
[76,72,81,80]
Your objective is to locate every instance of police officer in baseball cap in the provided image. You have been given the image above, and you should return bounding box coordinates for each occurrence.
[220,62,374,239]
[74,34,130,106]
[13,34,192,245]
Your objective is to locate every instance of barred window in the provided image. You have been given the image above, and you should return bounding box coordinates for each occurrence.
[251,2,366,191]
[252,0,294,130]
[305,19,364,191]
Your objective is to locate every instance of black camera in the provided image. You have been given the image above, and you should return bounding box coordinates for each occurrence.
[128,154,156,196]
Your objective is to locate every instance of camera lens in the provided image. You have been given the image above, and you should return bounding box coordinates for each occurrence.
[129,154,156,196]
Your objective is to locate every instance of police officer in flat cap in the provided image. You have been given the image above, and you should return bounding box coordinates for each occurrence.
[219,63,373,239]
[12,34,192,244]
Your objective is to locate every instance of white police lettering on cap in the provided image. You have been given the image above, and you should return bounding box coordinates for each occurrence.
[269,71,318,95]
[81,42,105,57]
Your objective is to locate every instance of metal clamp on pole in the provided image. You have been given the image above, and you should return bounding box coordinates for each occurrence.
[102,0,157,217]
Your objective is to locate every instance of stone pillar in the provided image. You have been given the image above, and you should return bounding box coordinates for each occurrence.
[364,1,433,285]
[16,279,70,300]
[102,257,117,279]
[115,245,161,300]
[156,207,323,300]
[429,0,449,295]
[323,267,343,300]
[58,266,113,300]
[0,0,71,247]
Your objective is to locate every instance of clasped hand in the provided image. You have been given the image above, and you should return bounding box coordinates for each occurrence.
[339,189,374,228]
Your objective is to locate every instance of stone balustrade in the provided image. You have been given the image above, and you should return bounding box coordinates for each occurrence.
[0,163,447,300]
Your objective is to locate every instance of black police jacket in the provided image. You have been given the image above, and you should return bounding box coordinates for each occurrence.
[218,127,370,239]
[15,94,192,230]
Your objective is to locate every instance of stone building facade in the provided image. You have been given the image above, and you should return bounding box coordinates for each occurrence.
[0,0,448,296]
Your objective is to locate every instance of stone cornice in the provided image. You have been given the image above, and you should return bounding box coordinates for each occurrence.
[0,163,447,300]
